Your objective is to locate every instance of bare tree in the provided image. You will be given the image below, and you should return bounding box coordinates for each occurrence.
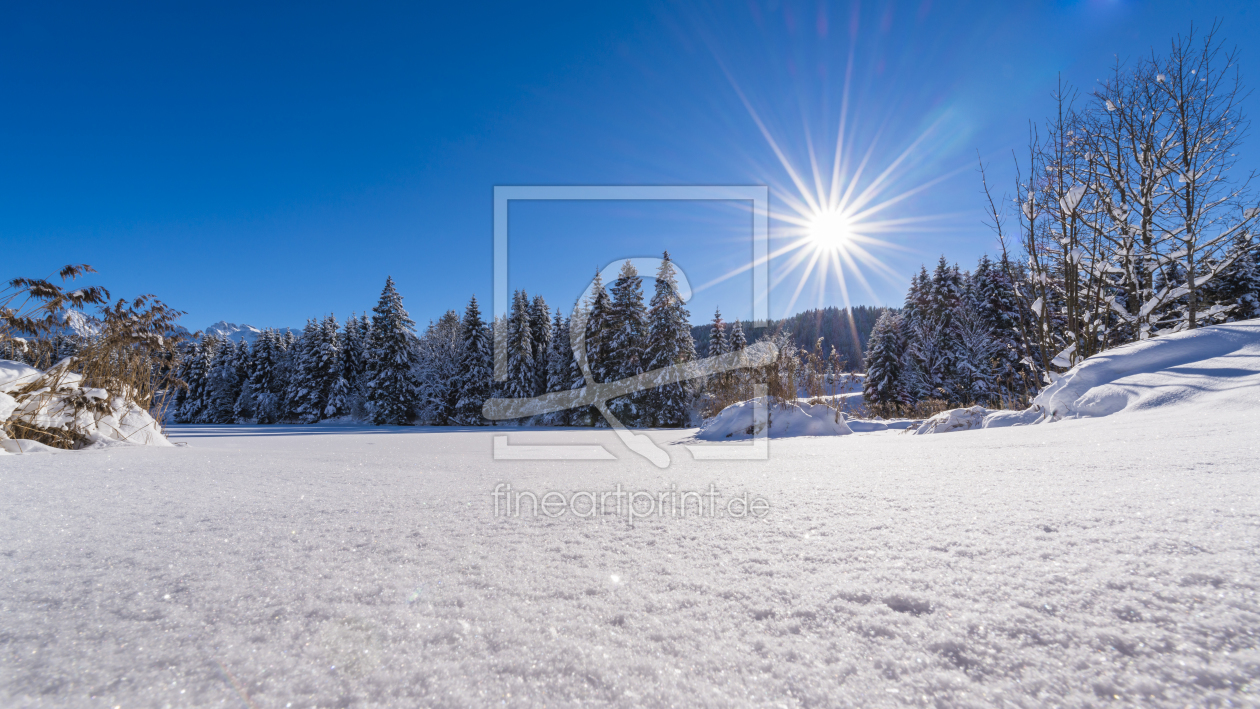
[1157,23,1257,330]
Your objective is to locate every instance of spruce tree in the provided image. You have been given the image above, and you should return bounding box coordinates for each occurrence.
[248,330,286,424]
[583,271,613,384]
[416,309,462,424]
[175,335,216,423]
[1205,233,1260,322]
[645,254,696,427]
[729,319,747,351]
[287,319,325,424]
[607,260,648,424]
[863,311,906,408]
[321,314,350,419]
[544,308,573,426]
[233,338,256,423]
[706,308,728,358]
[529,294,552,397]
[951,301,997,406]
[504,290,536,405]
[367,276,418,425]
[453,296,493,425]
[206,335,242,424]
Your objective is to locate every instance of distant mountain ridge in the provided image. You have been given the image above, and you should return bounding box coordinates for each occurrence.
[204,321,264,344]
[42,312,291,344]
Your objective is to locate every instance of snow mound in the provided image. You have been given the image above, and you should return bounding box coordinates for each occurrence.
[696,397,853,440]
[970,320,1260,431]
[1030,320,1260,422]
[0,358,172,452]
[913,405,994,434]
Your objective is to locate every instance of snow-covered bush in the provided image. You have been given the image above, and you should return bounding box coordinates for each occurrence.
[0,358,170,451]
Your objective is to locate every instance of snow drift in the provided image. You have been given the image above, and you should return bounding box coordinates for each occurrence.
[696,397,853,440]
[1022,320,1260,421]
[953,320,1260,432]
[0,358,171,453]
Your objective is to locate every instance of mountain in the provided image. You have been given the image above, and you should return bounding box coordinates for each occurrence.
[62,310,102,338]
[204,321,263,344]
[202,321,297,343]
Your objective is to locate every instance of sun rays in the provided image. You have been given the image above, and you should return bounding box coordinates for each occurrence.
[694,47,961,321]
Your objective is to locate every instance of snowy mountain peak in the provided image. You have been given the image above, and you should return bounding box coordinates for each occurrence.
[62,310,102,337]
[204,321,264,344]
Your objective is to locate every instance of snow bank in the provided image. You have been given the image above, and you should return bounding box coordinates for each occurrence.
[1027,320,1260,421]
[696,397,853,440]
[0,358,171,452]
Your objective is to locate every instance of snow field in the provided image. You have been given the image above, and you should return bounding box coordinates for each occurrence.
[1,405,1257,708]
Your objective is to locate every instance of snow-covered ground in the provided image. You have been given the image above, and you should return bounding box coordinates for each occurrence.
[0,414,1255,707]
[2,322,1259,707]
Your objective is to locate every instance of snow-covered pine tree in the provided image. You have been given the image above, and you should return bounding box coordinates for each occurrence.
[607,260,648,424]
[341,313,372,418]
[951,301,997,406]
[321,314,350,419]
[248,329,287,424]
[1203,233,1260,322]
[703,307,732,406]
[206,335,242,423]
[175,335,216,423]
[341,312,366,392]
[706,308,728,358]
[973,254,1032,404]
[543,308,572,426]
[645,253,696,427]
[287,319,326,424]
[568,301,592,427]
[276,328,301,421]
[453,295,493,425]
[233,338,256,423]
[571,271,612,426]
[583,271,613,385]
[863,310,906,409]
[729,319,747,351]
[367,276,419,425]
[415,309,462,424]
[504,290,535,404]
[924,256,966,401]
[529,294,552,397]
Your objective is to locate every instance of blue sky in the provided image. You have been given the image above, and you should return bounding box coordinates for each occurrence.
[3,0,1258,331]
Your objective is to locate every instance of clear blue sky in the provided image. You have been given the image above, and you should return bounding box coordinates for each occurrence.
[3,1,1257,331]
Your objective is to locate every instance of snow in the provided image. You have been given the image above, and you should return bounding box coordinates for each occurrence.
[0,359,172,450]
[1,326,1259,706]
[204,320,265,344]
[0,359,44,392]
[912,405,993,435]
[695,396,853,440]
[1027,320,1260,421]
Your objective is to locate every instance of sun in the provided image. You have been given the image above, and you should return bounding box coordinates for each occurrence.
[808,210,851,250]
